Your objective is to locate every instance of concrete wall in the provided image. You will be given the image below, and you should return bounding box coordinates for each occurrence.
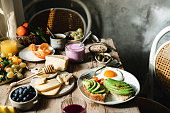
[22,0,170,107]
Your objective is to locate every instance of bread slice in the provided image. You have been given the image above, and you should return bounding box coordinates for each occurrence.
[40,84,61,96]
[35,79,61,92]
[83,85,106,102]
[110,92,133,101]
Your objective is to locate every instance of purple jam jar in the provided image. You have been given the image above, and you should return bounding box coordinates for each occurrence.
[65,42,85,63]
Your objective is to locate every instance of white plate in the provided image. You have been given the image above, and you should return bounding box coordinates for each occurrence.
[30,71,75,98]
[77,67,140,105]
[19,45,55,62]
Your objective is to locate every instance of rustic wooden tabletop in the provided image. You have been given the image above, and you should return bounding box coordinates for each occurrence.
[0,38,141,113]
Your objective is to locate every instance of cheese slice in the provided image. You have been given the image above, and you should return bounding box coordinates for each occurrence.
[35,79,61,92]
[35,77,47,85]
[41,84,61,96]
[45,55,69,71]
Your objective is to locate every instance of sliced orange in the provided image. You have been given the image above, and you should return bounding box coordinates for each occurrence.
[28,44,37,51]
[34,51,46,59]
[38,43,50,51]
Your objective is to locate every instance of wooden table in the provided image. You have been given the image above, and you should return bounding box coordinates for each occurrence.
[0,38,140,113]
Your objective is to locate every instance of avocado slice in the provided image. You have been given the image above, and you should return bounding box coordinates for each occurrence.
[103,78,135,95]
[88,80,97,92]
[108,87,134,95]
[91,82,101,94]
[93,85,106,94]
[103,78,128,86]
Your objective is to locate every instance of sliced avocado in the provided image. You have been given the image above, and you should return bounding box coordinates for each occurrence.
[93,85,106,94]
[103,78,128,86]
[107,86,134,95]
[93,88,106,94]
[91,82,101,94]
[88,80,97,92]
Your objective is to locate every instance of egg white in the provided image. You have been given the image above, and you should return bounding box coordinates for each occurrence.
[96,67,124,81]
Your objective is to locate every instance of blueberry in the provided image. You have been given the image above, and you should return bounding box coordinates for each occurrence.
[19,94,23,98]
[32,92,36,96]
[13,93,18,98]
[27,86,31,90]
[12,97,17,101]
[16,98,20,102]
[19,88,23,94]
[23,97,28,102]
[14,89,19,94]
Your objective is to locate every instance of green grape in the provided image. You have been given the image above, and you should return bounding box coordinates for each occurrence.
[76,28,82,33]
[19,62,26,68]
[71,32,76,37]
[16,72,24,79]
[11,64,17,69]
[13,68,18,73]
[6,68,11,73]
[74,36,81,40]
[1,52,6,57]
[78,32,83,37]
[7,72,14,78]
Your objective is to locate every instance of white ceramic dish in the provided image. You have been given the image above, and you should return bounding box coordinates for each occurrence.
[30,71,75,98]
[95,53,111,64]
[19,45,55,62]
[77,67,140,105]
[9,85,38,110]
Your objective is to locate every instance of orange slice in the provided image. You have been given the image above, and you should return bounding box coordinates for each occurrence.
[28,44,37,51]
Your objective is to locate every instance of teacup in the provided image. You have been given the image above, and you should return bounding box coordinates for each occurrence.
[50,34,66,49]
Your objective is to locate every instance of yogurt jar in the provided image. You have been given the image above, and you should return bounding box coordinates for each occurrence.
[65,42,85,62]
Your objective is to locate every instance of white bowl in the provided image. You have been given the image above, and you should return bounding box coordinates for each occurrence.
[95,53,111,64]
[9,85,38,111]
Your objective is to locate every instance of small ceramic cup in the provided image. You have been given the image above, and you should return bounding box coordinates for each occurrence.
[9,85,38,111]
[50,34,66,49]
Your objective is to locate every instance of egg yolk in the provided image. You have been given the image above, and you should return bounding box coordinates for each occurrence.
[104,70,117,78]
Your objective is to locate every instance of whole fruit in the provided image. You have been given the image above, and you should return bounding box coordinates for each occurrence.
[16,26,28,36]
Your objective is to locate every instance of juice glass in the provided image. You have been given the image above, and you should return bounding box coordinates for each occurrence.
[61,97,87,113]
[1,40,18,55]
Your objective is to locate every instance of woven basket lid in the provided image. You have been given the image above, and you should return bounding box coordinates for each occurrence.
[155,42,170,96]
[29,8,86,35]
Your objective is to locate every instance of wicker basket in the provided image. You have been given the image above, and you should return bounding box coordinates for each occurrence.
[155,42,170,97]
[16,35,44,47]
[29,8,86,38]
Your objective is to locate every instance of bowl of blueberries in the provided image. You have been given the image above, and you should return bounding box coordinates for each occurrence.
[9,85,38,110]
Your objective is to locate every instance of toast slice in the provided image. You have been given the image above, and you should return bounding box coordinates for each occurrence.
[110,92,133,101]
[83,85,106,102]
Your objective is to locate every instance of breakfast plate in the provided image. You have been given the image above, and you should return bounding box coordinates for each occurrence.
[19,45,55,62]
[30,71,75,98]
[77,67,140,105]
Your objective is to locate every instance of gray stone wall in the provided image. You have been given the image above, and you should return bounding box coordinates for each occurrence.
[22,0,170,108]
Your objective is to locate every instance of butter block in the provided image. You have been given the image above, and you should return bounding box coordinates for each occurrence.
[35,79,61,92]
[45,55,69,71]
[41,84,61,96]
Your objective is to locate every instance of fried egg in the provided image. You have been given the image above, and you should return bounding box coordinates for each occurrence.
[96,67,124,81]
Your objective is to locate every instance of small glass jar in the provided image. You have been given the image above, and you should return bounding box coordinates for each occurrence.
[1,40,18,55]
[65,42,85,63]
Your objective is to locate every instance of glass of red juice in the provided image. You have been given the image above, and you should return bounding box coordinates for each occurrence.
[61,97,87,113]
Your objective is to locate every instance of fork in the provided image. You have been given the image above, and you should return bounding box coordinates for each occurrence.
[83,59,121,79]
